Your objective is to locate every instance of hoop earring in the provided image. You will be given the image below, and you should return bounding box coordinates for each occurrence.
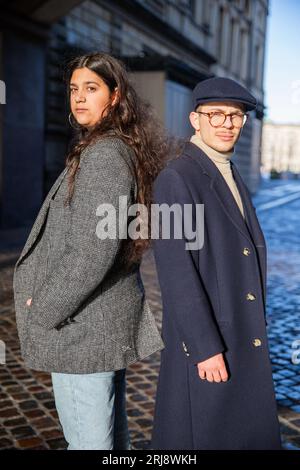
[68,112,82,130]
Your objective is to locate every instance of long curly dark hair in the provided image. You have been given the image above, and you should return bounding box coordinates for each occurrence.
[63,52,177,267]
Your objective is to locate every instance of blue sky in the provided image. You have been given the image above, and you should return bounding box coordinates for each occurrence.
[264,0,300,123]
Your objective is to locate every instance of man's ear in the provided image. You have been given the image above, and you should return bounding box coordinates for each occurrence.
[189,111,201,132]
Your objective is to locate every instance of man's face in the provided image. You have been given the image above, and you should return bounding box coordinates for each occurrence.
[190,101,246,152]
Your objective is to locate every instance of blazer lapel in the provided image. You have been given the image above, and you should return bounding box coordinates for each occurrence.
[185,142,253,245]
[16,167,68,267]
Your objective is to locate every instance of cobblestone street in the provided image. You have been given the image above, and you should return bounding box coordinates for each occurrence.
[0,179,300,450]
[253,180,300,450]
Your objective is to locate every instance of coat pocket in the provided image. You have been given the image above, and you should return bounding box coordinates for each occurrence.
[101,291,139,350]
[56,317,105,350]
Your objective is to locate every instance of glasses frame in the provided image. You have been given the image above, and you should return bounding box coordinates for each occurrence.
[197,111,248,128]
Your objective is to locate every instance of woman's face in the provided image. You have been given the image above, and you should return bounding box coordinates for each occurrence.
[70,67,116,129]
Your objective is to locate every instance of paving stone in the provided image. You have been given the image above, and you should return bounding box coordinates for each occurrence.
[282,441,300,450]
[11,426,37,438]
[10,393,31,401]
[19,400,38,411]
[31,417,57,429]
[47,438,68,450]
[0,400,14,409]
[16,437,45,449]
[40,429,63,439]
[5,386,23,393]
[3,417,27,427]
[43,400,56,410]
[290,405,300,413]
[0,408,21,418]
[280,425,299,437]
[130,394,148,402]
[33,392,53,401]
[289,436,300,447]
[0,438,14,448]
[23,409,45,418]
[127,409,144,417]
[133,440,151,450]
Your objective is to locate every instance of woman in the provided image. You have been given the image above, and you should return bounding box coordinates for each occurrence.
[13,52,166,450]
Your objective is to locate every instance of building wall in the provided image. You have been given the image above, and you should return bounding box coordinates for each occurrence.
[129,71,166,123]
[206,0,269,190]
[262,122,300,174]
[1,30,46,228]
[44,0,214,189]
[45,0,268,192]
[165,80,193,138]
[0,0,270,229]
[0,31,4,210]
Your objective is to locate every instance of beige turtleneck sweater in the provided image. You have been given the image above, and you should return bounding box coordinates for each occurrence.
[190,134,245,219]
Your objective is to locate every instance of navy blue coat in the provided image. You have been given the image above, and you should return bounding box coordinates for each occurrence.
[151,142,281,450]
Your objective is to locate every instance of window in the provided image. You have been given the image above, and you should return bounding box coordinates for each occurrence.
[253,44,262,86]
[245,0,251,16]
[188,0,196,16]
[144,0,165,17]
[240,29,249,80]
[217,6,224,62]
[229,17,235,69]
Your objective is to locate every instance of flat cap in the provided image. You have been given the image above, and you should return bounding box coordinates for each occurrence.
[192,77,257,112]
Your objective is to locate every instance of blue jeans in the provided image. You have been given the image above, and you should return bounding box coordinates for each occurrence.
[51,369,130,450]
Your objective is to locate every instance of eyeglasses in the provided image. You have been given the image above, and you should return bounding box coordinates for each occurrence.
[197,111,248,128]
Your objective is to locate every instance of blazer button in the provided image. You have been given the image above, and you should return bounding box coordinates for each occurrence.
[253,338,262,347]
[243,247,251,256]
[246,292,256,301]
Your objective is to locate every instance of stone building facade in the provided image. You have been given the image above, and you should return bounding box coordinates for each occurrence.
[262,122,300,175]
[0,0,269,230]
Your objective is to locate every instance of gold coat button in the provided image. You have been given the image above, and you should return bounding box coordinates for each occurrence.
[243,247,251,256]
[246,292,256,301]
[253,338,262,347]
[182,341,190,356]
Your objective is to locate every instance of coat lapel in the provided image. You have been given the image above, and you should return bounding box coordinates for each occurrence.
[231,162,267,304]
[184,142,267,305]
[185,143,253,245]
[16,167,68,267]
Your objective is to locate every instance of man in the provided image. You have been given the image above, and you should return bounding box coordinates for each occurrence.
[151,77,281,450]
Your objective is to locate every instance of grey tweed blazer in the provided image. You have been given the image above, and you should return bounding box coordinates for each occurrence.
[13,136,164,373]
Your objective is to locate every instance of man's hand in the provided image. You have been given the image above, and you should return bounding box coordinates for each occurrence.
[197,353,228,383]
[26,298,32,306]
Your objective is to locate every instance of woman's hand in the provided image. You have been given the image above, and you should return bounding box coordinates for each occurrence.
[26,298,32,306]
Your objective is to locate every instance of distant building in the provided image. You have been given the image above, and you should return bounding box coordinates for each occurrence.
[262,122,300,175]
[0,0,269,230]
